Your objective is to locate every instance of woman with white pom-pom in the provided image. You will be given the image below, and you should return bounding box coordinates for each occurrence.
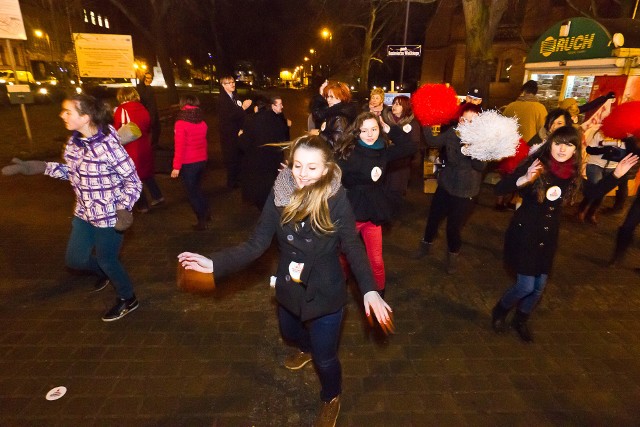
[491,126,638,342]
[413,103,486,274]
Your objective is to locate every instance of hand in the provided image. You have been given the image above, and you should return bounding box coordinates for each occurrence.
[242,99,253,110]
[382,122,390,134]
[287,119,292,127]
[613,154,639,178]
[606,91,616,100]
[171,169,180,178]
[363,291,395,335]
[178,252,214,273]
[308,129,320,136]
[525,159,543,183]
[278,160,289,172]
[2,158,46,176]
[319,80,328,96]
[114,209,133,231]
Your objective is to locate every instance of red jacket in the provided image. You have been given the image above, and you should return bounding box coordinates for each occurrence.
[173,106,208,170]
[114,101,153,179]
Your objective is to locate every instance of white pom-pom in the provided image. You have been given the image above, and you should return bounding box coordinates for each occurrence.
[455,110,521,161]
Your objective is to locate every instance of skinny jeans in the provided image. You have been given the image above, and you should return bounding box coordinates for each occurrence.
[180,161,209,221]
[278,305,343,402]
[65,217,134,299]
[422,186,475,253]
[499,273,548,314]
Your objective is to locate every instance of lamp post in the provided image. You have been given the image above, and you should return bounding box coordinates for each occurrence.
[34,29,53,63]
[320,28,333,79]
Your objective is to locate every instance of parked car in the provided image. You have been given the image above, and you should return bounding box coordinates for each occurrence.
[0,69,66,105]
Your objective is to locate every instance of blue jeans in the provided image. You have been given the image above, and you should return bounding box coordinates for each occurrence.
[278,305,343,402]
[499,273,548,314]
[65,217,134,299]
[180,161,209,221]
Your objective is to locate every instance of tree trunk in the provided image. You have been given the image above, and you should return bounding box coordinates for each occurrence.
[152,21,179,105]
[461,0,508,102]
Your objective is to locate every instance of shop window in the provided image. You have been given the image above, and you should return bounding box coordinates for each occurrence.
[531,73,564,111]
[490,58,498,83]
[499,58,513,82]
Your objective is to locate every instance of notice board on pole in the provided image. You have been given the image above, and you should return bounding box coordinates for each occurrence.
[0,0,26,40]
[73,33,135,78]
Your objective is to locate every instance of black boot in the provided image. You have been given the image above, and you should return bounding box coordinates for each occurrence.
[609,227,632,266]
[411,240,432,259]
[511,310,533,343]
[491,302,510,333]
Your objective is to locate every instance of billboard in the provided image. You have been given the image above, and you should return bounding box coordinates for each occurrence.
[0,0,26,40]
[73,33,135,78]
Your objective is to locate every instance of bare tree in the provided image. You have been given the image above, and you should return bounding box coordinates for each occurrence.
[108,0,181,103]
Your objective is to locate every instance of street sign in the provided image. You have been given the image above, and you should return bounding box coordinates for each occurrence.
[387,45,422,57]
[7,84,33,104]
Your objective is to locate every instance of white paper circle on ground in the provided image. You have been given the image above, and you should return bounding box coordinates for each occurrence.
[46,386,67,401]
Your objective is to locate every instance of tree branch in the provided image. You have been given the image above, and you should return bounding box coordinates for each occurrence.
[108,0,154,42]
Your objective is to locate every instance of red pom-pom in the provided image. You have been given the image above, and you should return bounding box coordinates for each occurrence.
[601,101,640,139]
[411,83,459,126]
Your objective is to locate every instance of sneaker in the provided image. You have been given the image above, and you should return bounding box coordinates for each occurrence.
[313,396,340,427]
[93,277,110,293]
[102,295,139,322]
[283,351,312,370]
[150,197,165,207]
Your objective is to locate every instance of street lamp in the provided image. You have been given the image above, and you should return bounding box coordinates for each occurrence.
[321,28,332,41]
[34,29,53,63]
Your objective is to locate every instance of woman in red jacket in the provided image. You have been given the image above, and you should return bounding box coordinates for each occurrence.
[171,94,210,230]
[114,87,164,213]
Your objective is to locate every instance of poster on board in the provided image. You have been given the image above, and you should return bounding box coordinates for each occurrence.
[0,0,27,40]
[73,33,135,78]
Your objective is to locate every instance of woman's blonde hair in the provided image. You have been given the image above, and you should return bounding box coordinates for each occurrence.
[117,87,141,103]
[370,87,385,99]
[281,135,341,234]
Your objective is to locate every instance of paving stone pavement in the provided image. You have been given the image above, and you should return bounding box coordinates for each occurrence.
[1,93,640,426]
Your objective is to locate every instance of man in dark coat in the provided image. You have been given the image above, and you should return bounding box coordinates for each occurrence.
[239,95,290,209]
[137,72,160,149]
[217,75,252,188]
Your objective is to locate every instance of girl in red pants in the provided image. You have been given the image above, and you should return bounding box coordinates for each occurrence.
[335,112,417,296]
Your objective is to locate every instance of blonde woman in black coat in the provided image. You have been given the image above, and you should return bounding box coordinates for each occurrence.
[179,135,393,426]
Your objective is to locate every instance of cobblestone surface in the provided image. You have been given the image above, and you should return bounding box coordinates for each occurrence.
[1,91,640,426]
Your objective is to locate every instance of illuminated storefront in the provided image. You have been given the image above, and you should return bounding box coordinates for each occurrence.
[524,17,640,113]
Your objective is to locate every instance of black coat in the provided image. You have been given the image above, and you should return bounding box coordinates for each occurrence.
[424,126,486,198]
[338,139,417,225]
[496,157,620,275]
[310,94,357,148]
[239,110,290,209]
[217,91,247,145]
[210,181,377,321]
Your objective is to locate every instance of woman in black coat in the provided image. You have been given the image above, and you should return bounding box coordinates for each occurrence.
[309,80,357,148]
[491,126,638,342]
[334,111,417,297]
[178,135,393,426]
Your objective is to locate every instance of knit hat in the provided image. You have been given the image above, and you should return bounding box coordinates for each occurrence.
[467,87,483,100]
[558,98,580,117]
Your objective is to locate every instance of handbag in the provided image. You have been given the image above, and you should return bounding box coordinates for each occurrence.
[117,108,141,145]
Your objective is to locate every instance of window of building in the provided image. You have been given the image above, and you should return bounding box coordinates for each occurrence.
[490,58,498,83]
[104,18,110,29]
[499,58,513,82]
[90,11,96,25]
[83,9,88,23]
[98,15,103,27]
